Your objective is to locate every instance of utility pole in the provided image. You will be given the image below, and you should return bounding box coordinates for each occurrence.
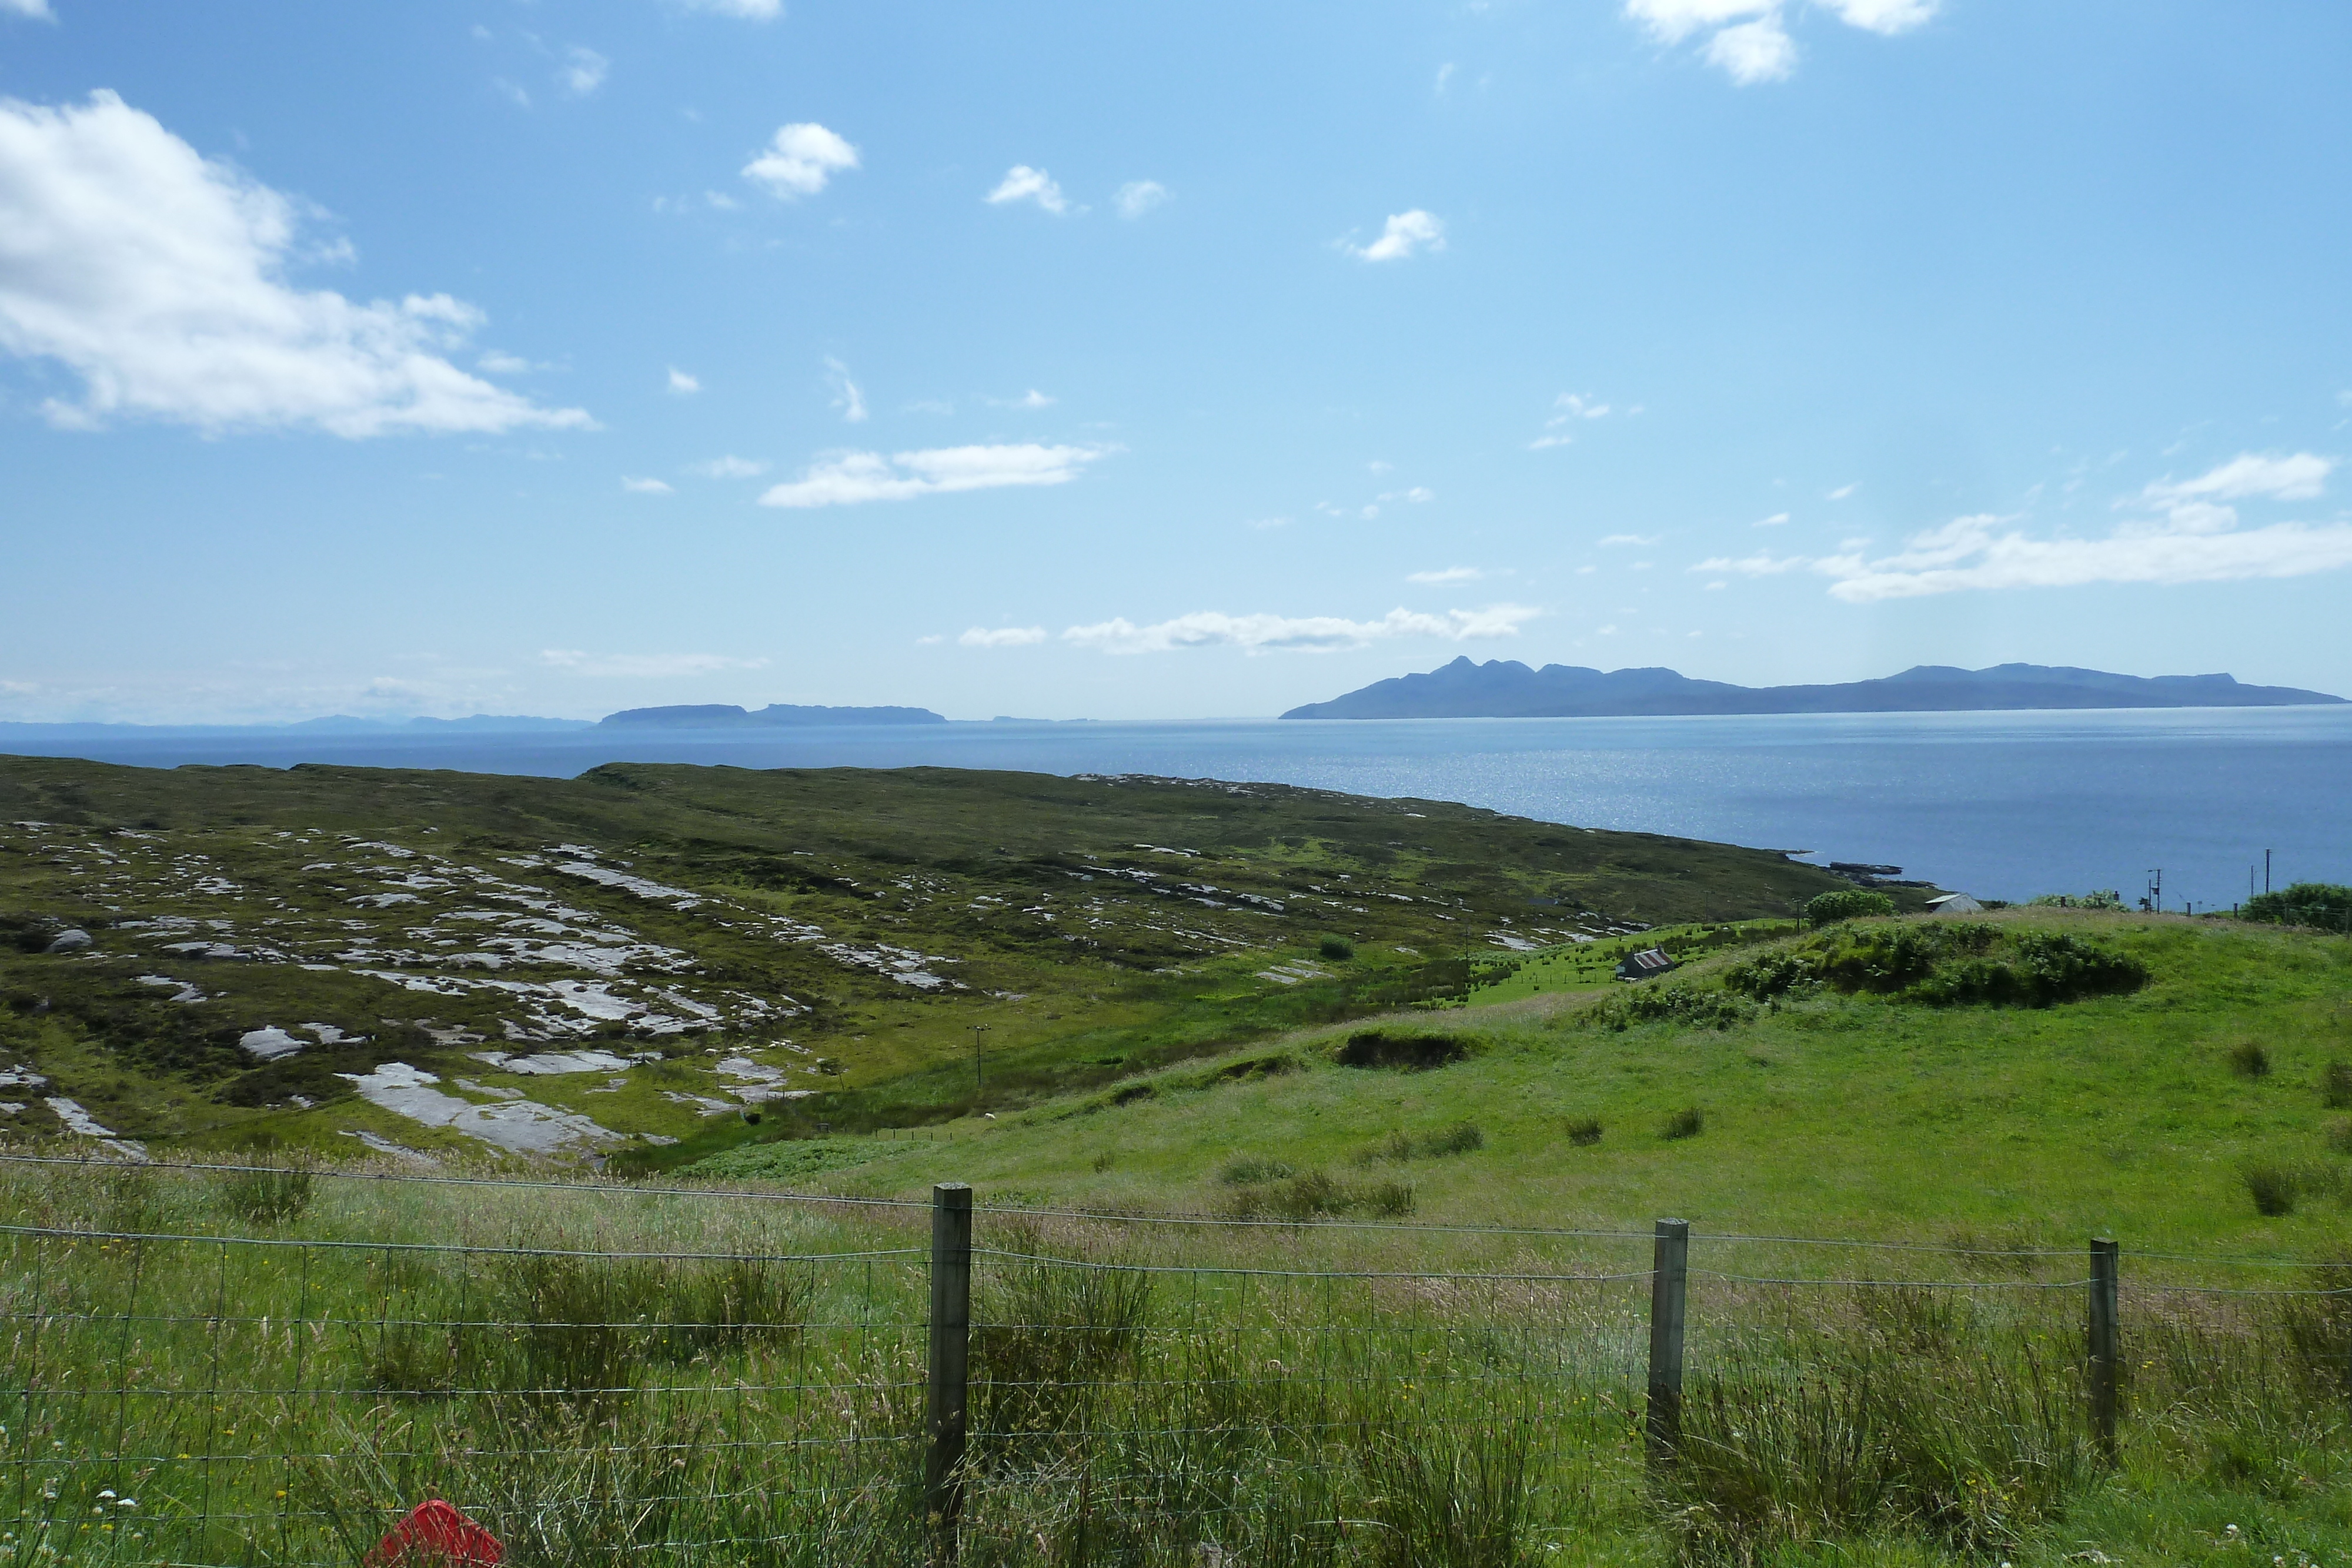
[2265,849,2273,896]
[971,1024,987,1101]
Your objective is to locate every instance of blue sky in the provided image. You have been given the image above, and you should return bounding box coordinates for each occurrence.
[2,0,2348,723]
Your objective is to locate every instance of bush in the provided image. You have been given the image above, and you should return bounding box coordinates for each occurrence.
[2321,1059,2352,1109]
[1592,985,1753,1033]
[1318,935,1356,961]
[2229,1040,2271,1078]
[1806,888,1896,925]
[2244,1163,2303,1216]
[2026,890,2126,910]
[1334,1029,1469,1070]
[2243,882,2352,930]
[1564,1116,1603,1146]
[1725,922,2146,1009]
[1663,1106,1705,1141]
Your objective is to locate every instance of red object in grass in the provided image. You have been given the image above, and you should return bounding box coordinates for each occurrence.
[366,1500,503,1568]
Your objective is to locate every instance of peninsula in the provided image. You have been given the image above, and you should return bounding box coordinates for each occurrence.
[1281,659,2345,720]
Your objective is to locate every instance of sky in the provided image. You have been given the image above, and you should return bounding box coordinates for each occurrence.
[2,0,2350,724]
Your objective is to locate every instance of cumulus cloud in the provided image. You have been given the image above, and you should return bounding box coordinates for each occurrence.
[959,626,1047,648]
[824,356,867,422]
[689,454,767,478]
[1698,453,2352,602]
[540,649,769,678]
[667,367,700,394]
[986,165,1068,214]
[1348,209,1445,262]
[1626,0,1935,84]
[560,47,609,96]
[759,442,1110,507]
[742,122,858,199]
[0,92,592,437]
[1115,179,1169,218]
[620,476,673,494]
[1063,604,1539,656]
[1406,566,1484,584]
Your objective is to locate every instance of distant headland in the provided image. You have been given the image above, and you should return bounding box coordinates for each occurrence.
[597,703,946,729]
[1281,660,2346,721]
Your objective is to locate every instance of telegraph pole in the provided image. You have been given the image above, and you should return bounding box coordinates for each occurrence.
[971,1024,987,1102]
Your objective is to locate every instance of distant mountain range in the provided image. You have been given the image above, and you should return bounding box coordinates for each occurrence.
[1280,660,2347,720]
[597,703,946,728]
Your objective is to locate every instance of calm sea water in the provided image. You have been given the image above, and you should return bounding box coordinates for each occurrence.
[8,707,2349,909]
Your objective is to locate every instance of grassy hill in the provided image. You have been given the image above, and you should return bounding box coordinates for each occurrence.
[0,754,1870,1164]
[703,910,2352,1252]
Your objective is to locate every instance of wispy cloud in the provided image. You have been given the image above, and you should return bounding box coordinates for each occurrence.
[1063,604,1539,656]
[1625,0,1936,85]
[1827,482,1857,500]
[1,0,56,19]
[667,0,780,18]
[742,122,858,198]
[0,92,592,437]
[1530,392,1610,449]
[990,389,1055,409]
[667,367,701,395]
[1754,511,1790,527]
[540,649,769,678]
[986,165,1068,214]
[824,357,868,423]
[559,47,608,96]
[1347,210,1445,262]
[758,443,1112,507]
[689,455,768,478]
[1694,453,2352,602]
[959,626,1047,648]
[1406,566,1484,584]
[620,476,674,494]
[1599,533,1659,547]
[1115,180,1169,219]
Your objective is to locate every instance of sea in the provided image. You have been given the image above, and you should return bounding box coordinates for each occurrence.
[7,706,2349,911]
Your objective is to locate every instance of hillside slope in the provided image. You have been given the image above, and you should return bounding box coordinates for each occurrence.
[0,756,1868,1164]
[748,911,2352,1250]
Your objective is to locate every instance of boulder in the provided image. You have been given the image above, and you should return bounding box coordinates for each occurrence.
[44,930,91,954]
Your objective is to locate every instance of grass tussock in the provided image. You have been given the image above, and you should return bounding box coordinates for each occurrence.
[2230,1039,2272,1078]
[1356,1121,1485,1164]
[1564,1115,1605,1146]
[2320,1059,2352,1109]
[2241,1161,2346,1218]
[1662,1106,1705,1142]
[1221,1166,1416,1219]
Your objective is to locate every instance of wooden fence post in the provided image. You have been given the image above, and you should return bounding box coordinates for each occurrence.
[2088,1238,2120,1463]
[926,1183,974,1562]
[1646,1218,1690,1474]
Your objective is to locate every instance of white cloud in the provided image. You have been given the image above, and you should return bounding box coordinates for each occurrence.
[1754,511,1790,527]
[1407,566,1484,584]
[2139,451,2332,506]
[1247,516,1292,530]
[1827,482,1858,500]
[1348,209,1445,262]
[620,476,673,494]
[1628,0,1932,83]
[493,79,532,109]
[959,626,1047,648]
[540,649,768,678]
[759,443,1111,507]
[1690,551,1805,574]
[1115,180,1168,219]
[476,349,534,375]
[1720,453,2352,601]
[1822,0,1938,35]
[993,388,1054,409]
[666,367,700,394]
[1064,603,1541,656]
[1599,533,1659,547]
[689,454,767,478]
[824,356,867,422]
[986,165,1068,214]
[742,123,858,199]
[560,47,609,96]
[669,0,781,19]
[1531,392,1610,448]
[1706,12,1797,82]
[1,0,56,19]
[0,92,592,437]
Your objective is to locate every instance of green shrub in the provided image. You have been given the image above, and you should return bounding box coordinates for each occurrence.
[1420,1121,1484,1156]
[1663,1106,1705,1141]
[1564,1116,1603,1146]
[2229,1039,2271,1078]
[1592,985,1753,1032]
[2243,882,2352,930]
[1318,935,1356,961]
[1219,1155,1295,1185]
[2321,1059,2352,1109]
[1334,1029,1469,1069]
[1725,922,2146,1009]
[2026,890,2126,910]
[1805,888,1896,925]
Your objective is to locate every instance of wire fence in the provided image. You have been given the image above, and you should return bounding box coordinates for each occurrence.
[0,1157,2344,1567]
